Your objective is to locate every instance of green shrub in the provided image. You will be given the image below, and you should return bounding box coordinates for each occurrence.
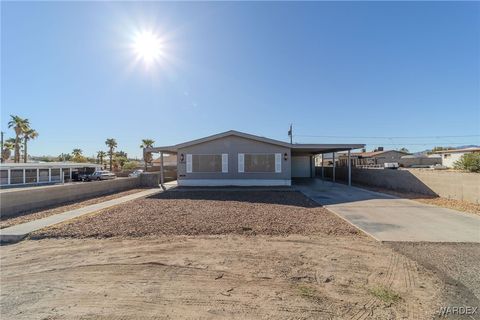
[368,286,401,305]
[454,153,480,173]
[122,161,139,170]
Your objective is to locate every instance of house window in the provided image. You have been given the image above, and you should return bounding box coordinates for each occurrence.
[245,154,275,172]
[62,168,71,181]
[240,153,281,173]
[191,154,222,173]
[51,169,61,181]
[10,169,23,184]
[0,170,8,185]
[39,169,49,182]
[25,169,37,183]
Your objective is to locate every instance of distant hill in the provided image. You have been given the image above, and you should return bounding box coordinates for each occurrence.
[454,145,480,149]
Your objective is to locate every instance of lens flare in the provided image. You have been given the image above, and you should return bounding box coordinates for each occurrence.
[132,30,163,67]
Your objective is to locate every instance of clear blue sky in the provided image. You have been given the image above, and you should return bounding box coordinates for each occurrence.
[2,1,479,158]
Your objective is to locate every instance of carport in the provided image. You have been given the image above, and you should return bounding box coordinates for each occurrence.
[290,144,364,186]
[144,147,176,188]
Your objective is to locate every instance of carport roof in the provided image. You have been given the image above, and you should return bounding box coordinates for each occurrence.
[145,130,364,154]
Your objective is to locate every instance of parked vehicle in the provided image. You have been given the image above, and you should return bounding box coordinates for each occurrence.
[77,172,91,181]
[72,168,97,181]
[87,170,116,181]
[384,162,399,169]
[129,169,144,177]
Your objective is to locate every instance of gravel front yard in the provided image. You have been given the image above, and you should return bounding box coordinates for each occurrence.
[0,188,149,229]
[32,190,361,238]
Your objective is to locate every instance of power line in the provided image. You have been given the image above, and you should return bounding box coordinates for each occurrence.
[294,134,480,139]
[294,141,470,147]
[344,142,476,146]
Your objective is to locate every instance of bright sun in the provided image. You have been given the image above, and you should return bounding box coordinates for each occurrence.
[132,31,163,66]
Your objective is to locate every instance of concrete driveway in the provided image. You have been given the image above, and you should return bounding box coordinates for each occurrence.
[294,179,480,242]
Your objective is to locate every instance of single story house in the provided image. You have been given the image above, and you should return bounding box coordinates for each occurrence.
[316,148,409,167]
[398,154,441,168]
[342,149,409,167]
[0,162,101,187]
[145,130,364,186]
[434,147,480,168]
[151,154,177,167]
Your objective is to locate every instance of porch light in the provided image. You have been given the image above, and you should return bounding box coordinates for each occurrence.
[284,153,288,161]
[180,153,185,162]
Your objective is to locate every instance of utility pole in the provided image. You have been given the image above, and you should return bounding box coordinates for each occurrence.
[288,124,293,144]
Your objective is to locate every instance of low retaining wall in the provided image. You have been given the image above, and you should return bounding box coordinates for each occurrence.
[398,157,441,168]
[139,172,176,187]
[317,167,480,204]
[1,177,141,218]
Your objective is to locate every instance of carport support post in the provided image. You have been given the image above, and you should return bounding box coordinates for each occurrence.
[321,154,324,179]
[332,152,336,183]
[160,152,165,189]
[310,155,314,178]
[348,149,351,186]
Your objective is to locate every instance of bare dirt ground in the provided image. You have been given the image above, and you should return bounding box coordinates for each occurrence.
[1,235,444,320]
[0,188,148,229]
[387,242,480,302]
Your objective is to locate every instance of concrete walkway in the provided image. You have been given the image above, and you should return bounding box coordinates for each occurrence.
[1,188,163,244]
[294,179,480,243]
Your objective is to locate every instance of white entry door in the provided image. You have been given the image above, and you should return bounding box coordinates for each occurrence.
[291,156,311,178]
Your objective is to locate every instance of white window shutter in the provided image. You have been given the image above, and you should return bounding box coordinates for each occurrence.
[222,154,228,173]
[275,153,282,173]
[186,154,192,173]
[238,153,244,173]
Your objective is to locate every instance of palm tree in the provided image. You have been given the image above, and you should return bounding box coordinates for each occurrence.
[72,148,83,158]
[140,139,155,170]
[23,129,39,163]
[97,151,107,167]
[2,138,15,163]
[7,115,30,163]
[58,153,72,162]
[105,138,117,171]
[115,150,128,158]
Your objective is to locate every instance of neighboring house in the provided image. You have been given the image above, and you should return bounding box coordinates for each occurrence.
[434,147,480,168]
[0,162,101,187]
[146,130,364,186]
[318,148,409,167]
[399,154,442,168]
[347,149,409,166]
[152,154,177,167]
